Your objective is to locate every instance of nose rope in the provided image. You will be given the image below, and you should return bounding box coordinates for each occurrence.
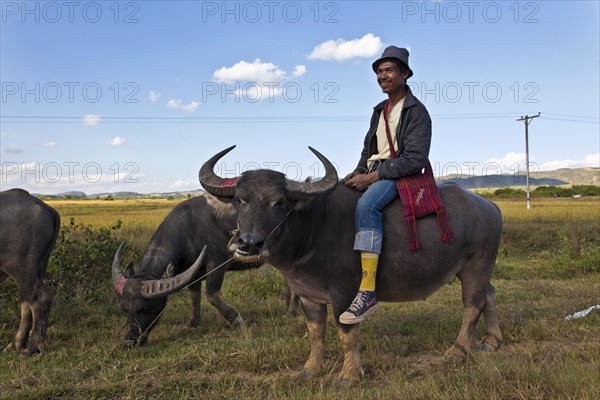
[265,209,293,241]
[132,209,294,344]
[134,256,235,343]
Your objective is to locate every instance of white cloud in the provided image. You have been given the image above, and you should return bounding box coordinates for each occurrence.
[167,99,182,109]
[44,142,57,149]
[484,152,527,174]
[482,152,600,175]
[211,59,308,101]
[105,136,127,146]
[148,91,161,102]
[4,145,23,154]
[308,33,383,62]
[82,114,101,125]
[169,178,196,189]
[539,153,600,170]
[180,101,199,112]
[293,65,307,77]
[0,161,150,196]
[213,58,287,84]
[166,99,199,112]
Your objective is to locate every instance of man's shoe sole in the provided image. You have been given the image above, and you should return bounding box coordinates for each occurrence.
[338,303,380,325]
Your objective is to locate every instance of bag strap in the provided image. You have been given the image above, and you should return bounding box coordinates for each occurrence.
[383,100,418,226]
[383,100,434,177]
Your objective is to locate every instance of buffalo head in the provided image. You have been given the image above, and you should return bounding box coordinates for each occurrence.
[199,146,338,263]
[111,243,207,347]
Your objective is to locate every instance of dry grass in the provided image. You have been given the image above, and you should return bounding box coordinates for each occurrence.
[496,197,600,222]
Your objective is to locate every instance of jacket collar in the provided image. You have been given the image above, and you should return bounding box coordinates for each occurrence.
[373,84,417,112]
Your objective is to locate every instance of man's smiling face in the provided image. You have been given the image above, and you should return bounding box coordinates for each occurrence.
[376,60,409,96]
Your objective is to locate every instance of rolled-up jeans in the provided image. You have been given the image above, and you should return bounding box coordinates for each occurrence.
[353,178,398,254]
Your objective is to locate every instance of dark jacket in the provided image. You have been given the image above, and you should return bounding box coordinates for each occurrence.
[354,85,432,180]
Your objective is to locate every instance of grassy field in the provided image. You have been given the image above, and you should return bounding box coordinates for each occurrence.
[1,196,599,399]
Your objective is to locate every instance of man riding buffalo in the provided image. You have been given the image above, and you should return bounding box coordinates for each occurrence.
[340,46,432,324]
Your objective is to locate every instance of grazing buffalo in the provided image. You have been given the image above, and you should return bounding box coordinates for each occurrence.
[199,146,503,382]
[111,194,262,347]
[0,189,60,355]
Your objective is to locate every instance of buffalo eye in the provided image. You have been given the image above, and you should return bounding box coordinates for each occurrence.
[270,199,285,208]
[234,197,248,206]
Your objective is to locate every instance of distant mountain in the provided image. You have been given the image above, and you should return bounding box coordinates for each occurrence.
[439,175,567,189]
[89,190,204,199]
[439,167,598,189]
[34,191,88,199]
[516,167,599,186]
[90,191,145,199]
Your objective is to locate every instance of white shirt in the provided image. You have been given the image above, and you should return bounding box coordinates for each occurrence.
[367,97,405,170]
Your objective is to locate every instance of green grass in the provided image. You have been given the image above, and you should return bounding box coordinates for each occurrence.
[1,197,599,399]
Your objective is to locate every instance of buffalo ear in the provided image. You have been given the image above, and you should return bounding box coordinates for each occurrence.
[162,263,176,279]
[124,263,135,278]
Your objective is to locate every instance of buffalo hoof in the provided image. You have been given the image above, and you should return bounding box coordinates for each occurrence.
[301,367,319,379]
[336,366,363,384]
[477,337,501,352]
[3,341,23,353]
[23,346,42,357]
[335,377,360,388]
[444,344,470,362]
[230,315,244,327]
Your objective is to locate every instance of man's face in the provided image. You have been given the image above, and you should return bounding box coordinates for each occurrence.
[376,61,408,96]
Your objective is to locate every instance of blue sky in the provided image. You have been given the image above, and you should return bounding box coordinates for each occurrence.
[1,0,599,195]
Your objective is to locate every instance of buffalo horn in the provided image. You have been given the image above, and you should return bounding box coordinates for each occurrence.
[285,146,338,200]
[111,242,127,295]
[139,245,207,299]
[199,146,338,201]
[199,145,238,198]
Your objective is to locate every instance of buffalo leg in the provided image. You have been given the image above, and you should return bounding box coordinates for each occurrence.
[478,282,502,351]
[188,280,202,327]
[4,301,32,352]
[285,284,300,316]
[446,273,487,359]
[335,323,362,382]
[205,265,242,326]
[301,299,327,377]
[26,280,52,355]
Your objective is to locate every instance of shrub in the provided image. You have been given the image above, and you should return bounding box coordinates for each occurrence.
[493,187,526,199]
[46,218,130,304]
[532,185,599,198]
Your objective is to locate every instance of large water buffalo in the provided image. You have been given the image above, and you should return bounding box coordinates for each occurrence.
[111,194,262,347]
[0,188,60,355]
[199,146,503,382]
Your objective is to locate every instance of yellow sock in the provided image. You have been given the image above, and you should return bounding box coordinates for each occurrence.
[359,252,379,292]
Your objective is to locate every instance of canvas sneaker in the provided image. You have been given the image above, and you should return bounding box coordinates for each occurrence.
[339,291,379,324]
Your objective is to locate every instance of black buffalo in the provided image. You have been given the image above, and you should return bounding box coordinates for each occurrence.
[200,146,503,382]
[1,189,60,355]
[111,194,261,347]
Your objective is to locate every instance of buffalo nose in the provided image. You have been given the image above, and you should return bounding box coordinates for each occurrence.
[238,232,264,252]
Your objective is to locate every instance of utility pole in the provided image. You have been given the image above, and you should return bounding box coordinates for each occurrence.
[516,112,541,209]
